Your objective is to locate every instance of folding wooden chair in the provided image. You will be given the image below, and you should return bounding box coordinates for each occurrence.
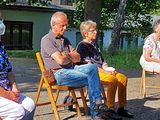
[140,68,160,98]
[35,52,89,120]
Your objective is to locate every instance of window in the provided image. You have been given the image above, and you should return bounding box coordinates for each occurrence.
[2,21,33,50]
[60,0,73,6]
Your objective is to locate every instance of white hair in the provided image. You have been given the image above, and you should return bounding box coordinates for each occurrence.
[50,12,67,27]
[153,19,160,33]
[80,20,97,38]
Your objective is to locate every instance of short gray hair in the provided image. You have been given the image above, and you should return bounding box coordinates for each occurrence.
[50,12,67,27]
[80,20,97,38]
[153,19,160,33]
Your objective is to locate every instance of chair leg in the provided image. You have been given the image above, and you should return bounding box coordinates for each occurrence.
[35,77,44,105]
[101,84,107,106]
[79,88,89,115]
[47,87,60,120]
[140,74,143,95]
[55,89,60,103]
[70,89,81,118]
[140,70,143,96]
[142,69,146,98]
[141,69,146,98]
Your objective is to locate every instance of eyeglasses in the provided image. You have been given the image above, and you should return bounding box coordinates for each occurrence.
[88,29,97,34]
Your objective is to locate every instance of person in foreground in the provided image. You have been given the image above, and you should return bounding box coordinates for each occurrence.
[76,20,134,119]
[0,19,35,119]
[140,19,160,73]
[41,11,113,120]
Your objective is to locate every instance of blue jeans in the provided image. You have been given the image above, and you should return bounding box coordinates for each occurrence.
[55,64,102,117]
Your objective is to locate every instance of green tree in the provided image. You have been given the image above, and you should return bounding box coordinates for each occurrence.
[107,0,127,55]
[84,0,102,33]
[73,0,160,55]
[0,0,51,6]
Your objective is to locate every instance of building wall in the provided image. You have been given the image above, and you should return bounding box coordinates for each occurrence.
[1,9,77,50]
[103,29,112,49]
[1,9,51,50]
[102,29,144,50]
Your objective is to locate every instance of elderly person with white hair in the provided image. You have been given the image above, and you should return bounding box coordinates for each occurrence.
[140,19,160,73]
[77,20,134,119]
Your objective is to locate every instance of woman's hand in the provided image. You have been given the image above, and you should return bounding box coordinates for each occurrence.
[5,90,19,103]
[102,63,108,70]
[110,70,117,76]
[11,84,20,103]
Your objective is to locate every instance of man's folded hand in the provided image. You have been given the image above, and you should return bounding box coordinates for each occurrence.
[69,51,80,63]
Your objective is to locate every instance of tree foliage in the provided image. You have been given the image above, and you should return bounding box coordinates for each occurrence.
[0,0,51,6]
[73,0,160,37]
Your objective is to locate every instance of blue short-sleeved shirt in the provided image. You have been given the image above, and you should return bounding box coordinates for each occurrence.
[0,41,12,90]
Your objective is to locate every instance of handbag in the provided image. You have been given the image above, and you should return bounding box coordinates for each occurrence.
[44,69,56,85]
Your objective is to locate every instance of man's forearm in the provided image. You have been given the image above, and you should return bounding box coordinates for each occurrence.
[61,51,73,65]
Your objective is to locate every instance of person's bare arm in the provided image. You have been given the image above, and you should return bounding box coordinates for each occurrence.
[68,49,81,63]
[0,86,19,103]
[51,51,72,65]
[98,67,117,76]
[7,72,19,92]
[144,49,160,63]
[7,71,20,102]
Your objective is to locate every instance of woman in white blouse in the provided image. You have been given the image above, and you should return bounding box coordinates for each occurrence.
[140,19,160,73]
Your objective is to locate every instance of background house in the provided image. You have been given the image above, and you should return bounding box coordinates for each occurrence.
[0,2,76,50]
[0,0,160,51]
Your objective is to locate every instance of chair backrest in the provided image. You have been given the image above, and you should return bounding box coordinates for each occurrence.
[36,52,45,74]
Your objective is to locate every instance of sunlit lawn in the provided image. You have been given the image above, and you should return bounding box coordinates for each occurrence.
[7,48,142,69]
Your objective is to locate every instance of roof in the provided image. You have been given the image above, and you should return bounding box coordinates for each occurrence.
[0,3,75,14]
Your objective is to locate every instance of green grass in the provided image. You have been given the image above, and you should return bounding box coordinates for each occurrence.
[102,48,142,69]
[7,48,142,69]
[7,50,37,58]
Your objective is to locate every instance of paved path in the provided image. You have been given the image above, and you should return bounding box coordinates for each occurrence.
[10,58,160,120]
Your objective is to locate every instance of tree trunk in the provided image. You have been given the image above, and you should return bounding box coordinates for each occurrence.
[84,0,102,43]
[84,0,102,28]
[107,0,127,55]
